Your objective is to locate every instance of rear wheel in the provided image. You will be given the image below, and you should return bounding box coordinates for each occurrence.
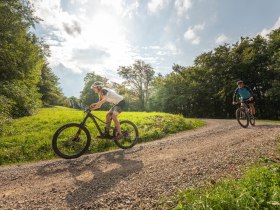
[113,120,139,149]
[52,123,91,159]
[236,108,249,128]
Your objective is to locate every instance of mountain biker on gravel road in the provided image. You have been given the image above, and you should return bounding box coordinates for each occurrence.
[90,81,126,140]
[232,80,256,118]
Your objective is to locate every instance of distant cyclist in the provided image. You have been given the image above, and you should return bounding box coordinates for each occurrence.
[90,81,125,140]
[232,80,256,118]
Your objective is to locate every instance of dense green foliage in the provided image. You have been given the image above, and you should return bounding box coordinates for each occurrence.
[165,164,280,210]
[0,106,204,165]
[0,0,42,117]
[0,0,66,120]
[149,29,280,119]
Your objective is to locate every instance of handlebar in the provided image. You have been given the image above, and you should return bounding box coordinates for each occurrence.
[232,99,253,105]
[84,107,93,113]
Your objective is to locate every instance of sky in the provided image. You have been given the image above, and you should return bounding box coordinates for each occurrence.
[31,0,280,97]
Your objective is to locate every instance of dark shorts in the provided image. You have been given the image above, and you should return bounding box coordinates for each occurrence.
[109,100,125,114]
[243,98,254,104]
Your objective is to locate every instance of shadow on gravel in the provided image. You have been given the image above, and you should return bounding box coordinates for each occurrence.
[36,146,144,176]
[37,149,144,208]
[67,150,143,208]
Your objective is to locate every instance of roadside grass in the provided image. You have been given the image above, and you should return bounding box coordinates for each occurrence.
[258,119,280,124]
[161,137,280,210]
[0,106,204,166]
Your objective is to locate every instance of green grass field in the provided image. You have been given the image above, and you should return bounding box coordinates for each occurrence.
[0,106,204,166]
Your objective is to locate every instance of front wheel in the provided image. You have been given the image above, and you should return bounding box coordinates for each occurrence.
[236,108,249,128]
[249,114,256,126]
[52,123,91,159]
[113,120,139,149]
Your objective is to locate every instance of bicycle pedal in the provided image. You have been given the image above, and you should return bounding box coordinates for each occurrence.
[97,135,106,139]
[98,134,114,139]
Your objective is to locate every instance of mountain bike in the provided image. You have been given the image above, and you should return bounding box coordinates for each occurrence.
[233,100,255,128]
[52,108,139,159]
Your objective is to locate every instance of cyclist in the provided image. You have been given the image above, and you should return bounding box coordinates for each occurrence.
[232,80,256,117]
[90,81,125,140]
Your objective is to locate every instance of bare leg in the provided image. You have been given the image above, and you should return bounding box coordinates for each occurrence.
[112,111,122,135]
[105,112,112,132]
[249,104,256,115]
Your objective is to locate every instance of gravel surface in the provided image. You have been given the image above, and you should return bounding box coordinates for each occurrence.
[0,119,279,210]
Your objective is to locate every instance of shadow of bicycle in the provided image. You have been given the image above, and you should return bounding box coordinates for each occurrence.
[36,148,144,208]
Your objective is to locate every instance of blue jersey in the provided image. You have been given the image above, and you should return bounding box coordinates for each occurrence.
[233,86,253,101]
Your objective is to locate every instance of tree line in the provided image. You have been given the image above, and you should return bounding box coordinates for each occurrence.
[79,29,280,120]
[0,0,68,128]
[148,30,280,119]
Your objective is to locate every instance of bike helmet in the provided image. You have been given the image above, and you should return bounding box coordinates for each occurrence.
[91,81,103,89]
[237,80,244,85]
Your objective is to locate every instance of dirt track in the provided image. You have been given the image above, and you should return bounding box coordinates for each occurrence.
[0,119,280,209]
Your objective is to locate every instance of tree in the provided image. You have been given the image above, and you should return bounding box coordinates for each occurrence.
[0,0,44,117]
[69,96,81,109]
[265,28,280,118]
[0,0,68,119]
[118,60,155,111]
[38,64,65,106]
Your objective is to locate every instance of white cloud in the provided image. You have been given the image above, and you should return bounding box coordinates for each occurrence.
[123,1,140,18]
[260,16,280,37]
[165,42,178,54]
[32,0,140,76]
[100,0,139,18]
[148,0,167,13]
[184,24,204,44]
[143,42,181,57]
[174,0,192,18]
[100,0,124,14]
[215,34,229,44]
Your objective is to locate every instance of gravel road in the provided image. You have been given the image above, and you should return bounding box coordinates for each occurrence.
[0,119,279,209]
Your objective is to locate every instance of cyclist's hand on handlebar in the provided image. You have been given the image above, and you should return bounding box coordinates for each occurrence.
[89,103,97,110]
[249,96,253,101]
[232,101,237,105]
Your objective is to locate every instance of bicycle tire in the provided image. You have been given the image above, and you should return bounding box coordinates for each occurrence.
[113,120,139,149]
[236,108,249,128]
[249,115,256,126]
[52,123,91,159]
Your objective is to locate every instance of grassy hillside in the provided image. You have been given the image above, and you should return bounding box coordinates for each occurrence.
[0,106,204,165]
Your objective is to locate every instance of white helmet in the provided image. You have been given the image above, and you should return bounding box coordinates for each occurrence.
[91,81,103,89]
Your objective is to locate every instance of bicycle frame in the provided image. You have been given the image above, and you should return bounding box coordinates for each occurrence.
[237,101,253,118]
[80,110,111,136]
[240,102,249,111]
